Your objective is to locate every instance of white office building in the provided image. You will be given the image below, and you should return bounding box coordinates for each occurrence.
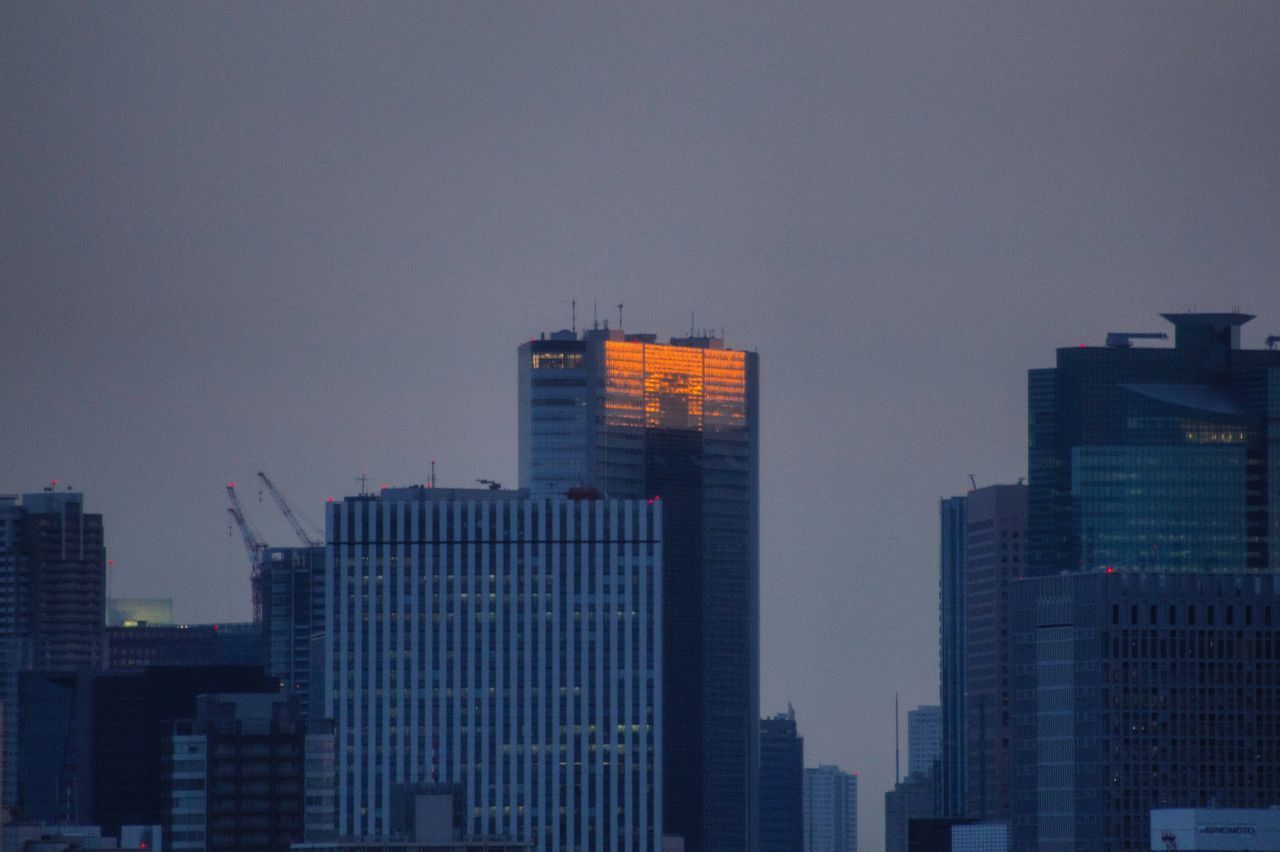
[325,487,663,850]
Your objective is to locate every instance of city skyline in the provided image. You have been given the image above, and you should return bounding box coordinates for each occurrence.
[4,4,1280,850]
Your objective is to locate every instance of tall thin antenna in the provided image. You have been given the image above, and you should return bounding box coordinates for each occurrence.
[572,299,576,335]
[618,302,624,330]
[690,311,695,337]
[895,692,901,784]
[593,300,599,330]
[429,458,436,489]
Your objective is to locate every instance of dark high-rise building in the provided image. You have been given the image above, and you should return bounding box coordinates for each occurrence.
[92,665,277,835]
[0,491,106,809]
[960,486,1025,822]
[261,545,325,719]
[519,326,760,852]
[1009,571,1280,852]
[1009,312,1280,851]
[938,496,966,819]
[162,692,335,851]
[760,708,804,852]
[1027,312,1280,576]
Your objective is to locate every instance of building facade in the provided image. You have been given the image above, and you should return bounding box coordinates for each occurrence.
[803,765,856,852]
[262,545,326,719]
[1027,312,1280,577]
[760,708,804,852]
[519,327,760,852]
[162,693,335,851]
[907,706,942,781]
[938,496,967,819]
[0,491,106,809]
[324,487,663,850]
[960,485,1026,822]
[1010,571,1280,852]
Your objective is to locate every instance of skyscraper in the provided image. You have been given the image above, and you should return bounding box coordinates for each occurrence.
[803,765,857,852]
[261,544,326,719]
[324,486,663,849]
[519,326,760,852]
[906,705,941,781]
[0,490,106,809]
[938,496,966,819]
[1027,312,1280,576]
[760,707,804,852]
[1009,571,1280,851]
[1010,312,1280,850]
[960,485,1025,822]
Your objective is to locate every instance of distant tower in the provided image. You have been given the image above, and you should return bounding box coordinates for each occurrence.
[0,491,106,808]
[760,708,804,852]
[804,765,857,852]
[519,327,760,852]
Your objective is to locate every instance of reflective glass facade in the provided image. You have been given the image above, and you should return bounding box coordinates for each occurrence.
[519,329,759,852]
[1028,313,1280,576]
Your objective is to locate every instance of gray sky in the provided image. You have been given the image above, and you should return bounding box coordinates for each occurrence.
[3,3,1278,847]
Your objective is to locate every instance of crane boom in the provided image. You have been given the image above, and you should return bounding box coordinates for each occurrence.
[257,471,322,546]
[226,482,267,623]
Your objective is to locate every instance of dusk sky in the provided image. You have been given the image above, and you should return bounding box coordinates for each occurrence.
[3,3,1278,847]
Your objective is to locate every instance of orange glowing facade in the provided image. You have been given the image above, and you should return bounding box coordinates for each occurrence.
[602,340,747,432]
[519,327,760,852]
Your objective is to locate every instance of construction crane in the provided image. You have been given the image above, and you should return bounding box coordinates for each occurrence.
[226,482,267,624]
[257,471,322,547]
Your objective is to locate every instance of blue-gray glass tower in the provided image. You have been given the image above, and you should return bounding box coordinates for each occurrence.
[1011,312,1280,851]
[937,496,966,819]
[519,327,760,852]
[1028,312,1280,576]
[760,708,804,852]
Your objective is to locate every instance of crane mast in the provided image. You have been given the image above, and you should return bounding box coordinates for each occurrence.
[257,471,322,547]
[226,482,267,623]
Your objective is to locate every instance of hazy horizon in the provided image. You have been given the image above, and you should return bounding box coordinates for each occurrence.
[4,3,1279,848]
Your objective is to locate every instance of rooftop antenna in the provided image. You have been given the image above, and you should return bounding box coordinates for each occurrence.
[429,458,436,489]
[690,311,696,337]
[357,470,368,496]
[572,299,576,335]
[593,300,599,330]
[618,302,624,330]
[895,692,901,784]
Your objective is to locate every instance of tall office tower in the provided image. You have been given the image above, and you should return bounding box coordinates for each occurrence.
[261,545,325,718]
[1009,572,1280,852]
[519,327,760,852]
[938,496,966,819]
[0,491,106,809]
[162,693,335,851]
[1027,312,1280,576]
[324,486,663,849]
[803,766,857,852]
[960,485,1025,822]
[1009,312,1280,851]
[906,705,942,780]
[760,707,804,852]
